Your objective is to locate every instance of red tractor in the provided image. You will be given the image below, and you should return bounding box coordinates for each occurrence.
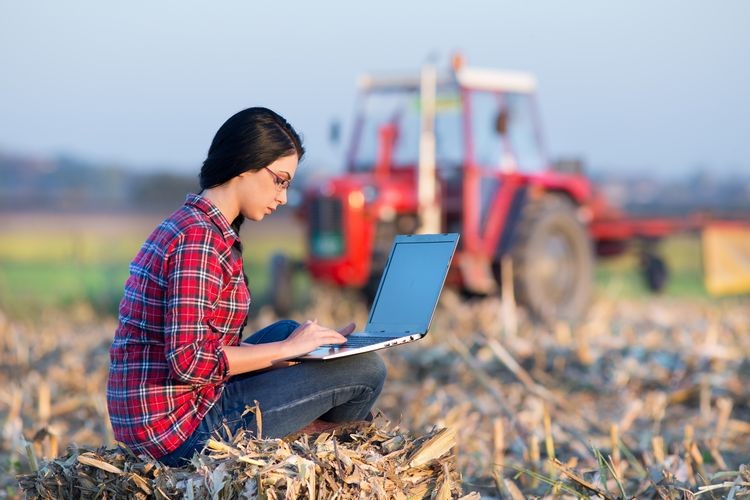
[270,58,689,323]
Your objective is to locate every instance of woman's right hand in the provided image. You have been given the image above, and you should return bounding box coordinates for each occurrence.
[282,319,347,357]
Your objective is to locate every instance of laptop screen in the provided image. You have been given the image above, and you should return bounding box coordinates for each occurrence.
[366,234,458,333]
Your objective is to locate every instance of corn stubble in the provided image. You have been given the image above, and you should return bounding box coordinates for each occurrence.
[5,289,750,498]
[18,420,470,499]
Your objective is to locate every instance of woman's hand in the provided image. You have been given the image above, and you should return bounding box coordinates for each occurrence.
[337,322,356,337]
[225,320,358,374]
[282,319,352,358]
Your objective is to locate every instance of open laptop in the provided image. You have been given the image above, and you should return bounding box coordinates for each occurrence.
[298,233,459,361]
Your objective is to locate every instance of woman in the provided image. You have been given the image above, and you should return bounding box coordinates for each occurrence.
[107,107,387,466]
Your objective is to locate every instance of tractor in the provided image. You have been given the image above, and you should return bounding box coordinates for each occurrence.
[270,57,678,323]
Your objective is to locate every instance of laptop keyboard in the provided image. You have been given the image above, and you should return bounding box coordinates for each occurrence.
[321,335,397,349]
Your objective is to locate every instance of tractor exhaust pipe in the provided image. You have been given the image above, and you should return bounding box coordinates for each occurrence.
[417,63,441,234]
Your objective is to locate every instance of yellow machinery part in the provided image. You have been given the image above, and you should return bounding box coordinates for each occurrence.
[702,223,750,296]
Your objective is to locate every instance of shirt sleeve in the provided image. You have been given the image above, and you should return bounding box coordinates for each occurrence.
[163,225,231,386]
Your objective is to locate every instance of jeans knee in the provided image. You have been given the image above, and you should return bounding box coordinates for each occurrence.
[359,352,387,393]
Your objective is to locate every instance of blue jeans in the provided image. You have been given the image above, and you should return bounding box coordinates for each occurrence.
[159,320,387,466]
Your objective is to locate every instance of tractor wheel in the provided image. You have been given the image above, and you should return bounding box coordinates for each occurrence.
[511,195,594,323]
[640,251,668,292]
[362,273,380,307]
[269,252,294,316]
[361,221,399,306]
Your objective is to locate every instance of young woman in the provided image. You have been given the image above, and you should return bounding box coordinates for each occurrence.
[107,107,387,466]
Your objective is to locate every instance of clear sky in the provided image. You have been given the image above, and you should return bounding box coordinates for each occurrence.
[1,1,748,177]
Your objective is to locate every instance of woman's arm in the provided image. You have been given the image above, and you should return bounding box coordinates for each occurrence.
[224,320,354,375]
[164,227,234,386]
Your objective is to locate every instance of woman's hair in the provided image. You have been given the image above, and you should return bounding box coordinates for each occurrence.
[199,107,305,235]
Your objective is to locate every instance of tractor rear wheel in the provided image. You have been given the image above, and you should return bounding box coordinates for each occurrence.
[511,195,594,323]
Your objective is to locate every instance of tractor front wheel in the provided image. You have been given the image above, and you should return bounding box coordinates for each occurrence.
[640,250,668,292]
[511,195,594,323]
[269,252,294,317]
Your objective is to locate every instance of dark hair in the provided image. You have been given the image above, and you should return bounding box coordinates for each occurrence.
[200,107,305,235]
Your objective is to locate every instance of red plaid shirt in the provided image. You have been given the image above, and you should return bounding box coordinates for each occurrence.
[107,193,251,458]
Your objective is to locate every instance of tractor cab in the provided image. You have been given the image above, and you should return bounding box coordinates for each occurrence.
[286,61,596,322]
[348,67,552,229]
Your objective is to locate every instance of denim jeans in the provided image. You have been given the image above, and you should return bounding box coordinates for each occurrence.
[159,320,387,466]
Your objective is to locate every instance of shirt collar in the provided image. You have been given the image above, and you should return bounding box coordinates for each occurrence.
[185,192,239,245]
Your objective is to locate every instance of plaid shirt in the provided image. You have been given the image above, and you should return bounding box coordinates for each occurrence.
[107,193,251,458]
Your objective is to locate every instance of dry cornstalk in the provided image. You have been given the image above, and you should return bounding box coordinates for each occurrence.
[619,399,643,433]
[574,323,594,366]
[554,321,572,346]
[528,434,540,489]
[483,333,608,445]
[550,457,614,500]
[77,453,124,473]
[690,441,709,485]
[493,418,504,476]
[503,478,525,500]
[405,427,456,469]
[610,424,621,476]
[652,435,665,464]
[700,377,711,421]
[500,256,517,339]
[543,406,555,465]
[714,397,733,441]
[37,381,50,425]
[445,336,518,424]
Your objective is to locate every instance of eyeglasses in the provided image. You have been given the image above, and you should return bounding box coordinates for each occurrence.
[264,167,291,191]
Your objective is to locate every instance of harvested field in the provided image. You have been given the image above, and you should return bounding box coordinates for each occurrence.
[3,290,750,498]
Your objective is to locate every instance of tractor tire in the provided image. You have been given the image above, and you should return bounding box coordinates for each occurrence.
[269,252,294,317]
[361,221,399,306]
[640,251,668,293]
[511,195,594,324]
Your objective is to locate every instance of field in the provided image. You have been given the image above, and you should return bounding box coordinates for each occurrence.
[0,211,313,318]
[2,211,749,497]
[0,211,709,318]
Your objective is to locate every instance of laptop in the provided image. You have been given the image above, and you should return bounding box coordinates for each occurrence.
[298,233,459,361]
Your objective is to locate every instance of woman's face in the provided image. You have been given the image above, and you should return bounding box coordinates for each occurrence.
[237,153,299,221]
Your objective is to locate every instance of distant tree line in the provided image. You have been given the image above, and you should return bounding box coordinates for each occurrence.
[1,151,748,217]
[592,170,750,219]
[0,152,199,212]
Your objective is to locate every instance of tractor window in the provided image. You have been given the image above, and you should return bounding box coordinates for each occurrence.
[435,92,463,169]
[351,91,420,172]
[467,90,506,169]
[467,90,545,171]
[505,93,545,171]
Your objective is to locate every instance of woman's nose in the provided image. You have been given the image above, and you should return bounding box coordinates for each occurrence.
[276,189,288,205]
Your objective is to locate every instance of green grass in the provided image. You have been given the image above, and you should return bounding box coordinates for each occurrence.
[595,234,708,299]
[0,215,307,318]
[0,220,724,319]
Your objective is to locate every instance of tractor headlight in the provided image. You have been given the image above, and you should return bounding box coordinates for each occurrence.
[348,190,365,209]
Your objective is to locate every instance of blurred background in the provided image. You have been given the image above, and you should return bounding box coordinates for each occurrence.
[1,0,749,317]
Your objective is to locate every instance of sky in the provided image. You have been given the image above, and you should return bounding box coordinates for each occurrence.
[1,1,749,178]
